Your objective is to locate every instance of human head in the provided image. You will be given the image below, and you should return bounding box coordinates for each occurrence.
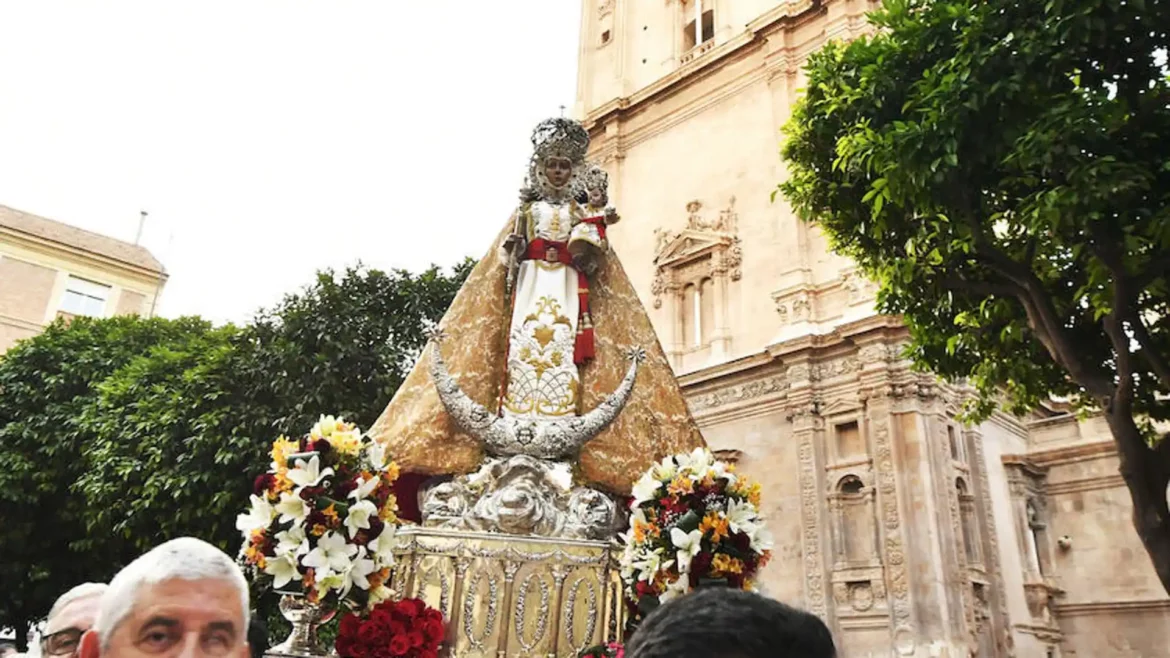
[40,583,107,657]
[580,163,609,207]
[525,117,590,202]
[626,588,836,658]
[79,537,250,658]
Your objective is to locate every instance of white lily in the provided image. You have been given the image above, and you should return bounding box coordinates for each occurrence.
[366,526,398,566]
[753,526,775,552]
[659,575,691,603]
[680,448,714,479]
[344,500,378,538]
[287,455,334,491]
[274,526,309,557]
[263,553,301,590]
[725,498,760,537]
[368,584,394,606]
[348,474,381,502]
[235,495,275,536]
[344,547,378,594]
[651,456,678,482]
[275,491,309,524]
[631,549,663,582]
[311,415,339,439]
[631,474,662,506]
[302,531,357,574]
[670,527,703,574]
[709,459,737,485]
[366,440,387,469]
[315,569,346,598]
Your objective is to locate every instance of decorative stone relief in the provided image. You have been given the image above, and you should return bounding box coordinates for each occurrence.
[790,403,828,621]
[969,429,1016,656]
[651,197,742,312]
[867,392,915,655]
[840,269,877,306]
[773,289,813,324]
[597,0,614,17]
[688,374,788,411]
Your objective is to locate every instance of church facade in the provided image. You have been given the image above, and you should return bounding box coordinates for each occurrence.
[575,1,1170,656]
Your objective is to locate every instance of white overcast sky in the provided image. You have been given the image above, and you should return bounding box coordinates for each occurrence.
[0,2,581,324]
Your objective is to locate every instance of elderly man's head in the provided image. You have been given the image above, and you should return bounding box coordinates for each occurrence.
[79,538,250,658]
[39,583,108,657]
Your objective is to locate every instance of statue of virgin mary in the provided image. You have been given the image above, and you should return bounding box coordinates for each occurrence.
[369,118,703,535]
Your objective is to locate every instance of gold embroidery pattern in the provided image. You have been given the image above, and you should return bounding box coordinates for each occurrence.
[504,296,579,417]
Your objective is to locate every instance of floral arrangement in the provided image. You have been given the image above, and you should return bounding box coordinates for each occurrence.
[236,415,400,610]
[620,448,772,611]
[335,598,445,658]
[578,643,625,658]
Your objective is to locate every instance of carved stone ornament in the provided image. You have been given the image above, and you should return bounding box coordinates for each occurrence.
[597,0,614,17]
[420,454,622,541]
[651,197,742,308]
[773,289,813,325]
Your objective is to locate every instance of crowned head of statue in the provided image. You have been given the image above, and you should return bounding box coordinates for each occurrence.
[579,163,610,209]
[522,117,590,203]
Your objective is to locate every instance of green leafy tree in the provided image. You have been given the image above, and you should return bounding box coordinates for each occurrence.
[0,316,218,649]
[780,0,1170,589]
[0,261,472,645]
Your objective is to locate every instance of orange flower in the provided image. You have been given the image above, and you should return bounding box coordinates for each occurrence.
[667,475,694,496]
[384,461,401,482]
[699,513,730,543]
[303,568,316,588]
[758,550,773,568]
[368,568,391,589]
[711,554,744,575]
[323,503,339,523]
[311,523,327,537]
[632,519,660,543]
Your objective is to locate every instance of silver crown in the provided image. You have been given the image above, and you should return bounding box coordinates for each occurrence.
[530,117,590,164]
[580,163,608,191]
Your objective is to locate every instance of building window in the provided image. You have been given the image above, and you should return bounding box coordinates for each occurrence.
[835,420,865,459]
[682,8,715,51]
[58,276,110,318]
[831,475,876,565]
[957,478,981,565]
[1026,500,1050,576]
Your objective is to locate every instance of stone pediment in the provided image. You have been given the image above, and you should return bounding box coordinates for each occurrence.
[654,229,734,267]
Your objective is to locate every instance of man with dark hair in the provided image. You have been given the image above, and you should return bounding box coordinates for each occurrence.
[626,589,835,658]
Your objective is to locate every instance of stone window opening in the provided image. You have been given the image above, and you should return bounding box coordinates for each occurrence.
[1026,500,1051,577]
[834,420,865,461]
[683,7,716,51]
[957,477,981,566]
[947,424,966,463]
[830,474,878,566]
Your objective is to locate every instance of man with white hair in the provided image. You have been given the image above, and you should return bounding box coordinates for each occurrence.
[79,537,250,658]
[38,582,108,658]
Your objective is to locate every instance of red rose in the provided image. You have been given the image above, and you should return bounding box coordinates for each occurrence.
[388,634,411,657]
[388,620,407,637]
[253,473,275,495]
[731,531,751,552]
[419,650,439,658]
[367,516,386,539]
[406,631,425,649]
[357,621,382,645]
[423,608,443,624]
[423,618,445,643]
[313,438,333,455]
[339,613,363,638]
[370,609,394,629]
[394,598,426,619]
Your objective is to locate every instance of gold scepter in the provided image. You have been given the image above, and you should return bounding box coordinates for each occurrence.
[505,209,525,297]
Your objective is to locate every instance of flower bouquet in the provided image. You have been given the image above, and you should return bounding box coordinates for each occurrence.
[236,415,400,611]
[578,643,625,658]
[619,448,772,625]
[335,598,444,658]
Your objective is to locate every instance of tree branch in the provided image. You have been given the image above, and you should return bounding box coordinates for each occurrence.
[1128,309,1170,390]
